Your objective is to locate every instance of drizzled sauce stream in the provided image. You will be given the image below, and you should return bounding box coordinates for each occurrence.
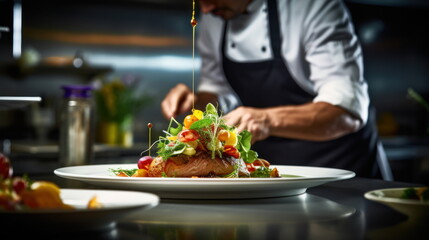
[190,0,198,110]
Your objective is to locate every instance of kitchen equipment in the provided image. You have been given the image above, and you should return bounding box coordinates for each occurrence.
[59,85,94,167]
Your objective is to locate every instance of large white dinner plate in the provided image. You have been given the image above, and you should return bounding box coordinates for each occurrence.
[54,164,355,199]
[0,189,159,232]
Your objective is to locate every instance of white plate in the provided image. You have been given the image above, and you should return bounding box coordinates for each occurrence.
[364,188,429,239]
[54,164,355,199]
[0,189,159,232]
[364,187,429,220]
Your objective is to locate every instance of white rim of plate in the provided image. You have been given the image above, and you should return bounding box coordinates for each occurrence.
[364,187,429,206]
[0,189,160,214]
[54,164,356,183]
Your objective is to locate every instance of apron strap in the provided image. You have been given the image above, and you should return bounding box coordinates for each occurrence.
[267,0,282,59]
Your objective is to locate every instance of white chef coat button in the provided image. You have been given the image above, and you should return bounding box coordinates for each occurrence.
[231,43,236,48]
[261,46,266,52]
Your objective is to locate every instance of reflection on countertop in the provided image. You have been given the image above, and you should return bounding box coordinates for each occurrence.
[119,193,362,240]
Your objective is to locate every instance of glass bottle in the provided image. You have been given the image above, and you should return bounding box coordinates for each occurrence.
[59,85,94,167]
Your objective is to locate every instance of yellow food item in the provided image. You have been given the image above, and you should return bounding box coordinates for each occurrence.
[131,169,149,177]
[225,130,238,147]
[192,109,203,119]
[21,181,73,210]
[217,130,230,142]
[183,147,196,156]
[167,136,178,141]
[87,196,102,209]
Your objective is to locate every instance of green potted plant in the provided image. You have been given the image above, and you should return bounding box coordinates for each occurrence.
[93,74,152,147]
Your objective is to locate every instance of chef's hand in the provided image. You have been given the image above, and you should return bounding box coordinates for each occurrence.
[161,83,193,119]
[223,106,270,144]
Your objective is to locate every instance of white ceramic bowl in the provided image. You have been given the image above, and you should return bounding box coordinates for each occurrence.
[364,187,429,221]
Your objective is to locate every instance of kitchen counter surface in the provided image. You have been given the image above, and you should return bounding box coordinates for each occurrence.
[7,170,427,239]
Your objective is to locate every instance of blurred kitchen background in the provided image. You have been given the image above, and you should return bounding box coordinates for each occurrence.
[1,0,428,184]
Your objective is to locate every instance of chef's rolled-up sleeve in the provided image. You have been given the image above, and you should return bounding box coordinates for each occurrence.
[303,0,369,124]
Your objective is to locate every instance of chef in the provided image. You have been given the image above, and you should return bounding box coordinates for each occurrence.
[162,0,380,178]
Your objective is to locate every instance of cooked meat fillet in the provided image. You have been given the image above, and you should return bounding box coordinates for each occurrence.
[147,152,250,177]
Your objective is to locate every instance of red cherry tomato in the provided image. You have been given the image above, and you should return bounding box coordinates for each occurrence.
[13,177,27,195]
[246,163,256,172]
[178,129,200,142]
[0,153,13,179]
[138,156,154,170]
[224,145,240,159]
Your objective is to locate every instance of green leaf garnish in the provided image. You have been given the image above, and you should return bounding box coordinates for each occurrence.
[167,117,183,135]
[239,130,252,151]
[235,130,257,163]
[157,141,187,160]
[109,168,138,176]
[205,103,218,116]
[169,124,182,136]
[250,167,271,178]
[190,118,212,130]
[241,150,258,163]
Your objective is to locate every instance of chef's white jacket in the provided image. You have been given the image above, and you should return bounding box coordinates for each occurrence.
[197,0,369,124]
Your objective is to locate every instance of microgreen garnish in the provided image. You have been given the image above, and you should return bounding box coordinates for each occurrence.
[167,117,183,136]
[109,168,138,177]
[250,167,272,178]
[140,103,259,164]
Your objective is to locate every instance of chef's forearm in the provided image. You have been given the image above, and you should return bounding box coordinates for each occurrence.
[267,102,362,141]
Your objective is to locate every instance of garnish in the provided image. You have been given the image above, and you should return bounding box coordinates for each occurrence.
[149,103,258,163]
[250,167,273,178]
[109,168,138,177]
[157,141,187,160]
[118,103,280,178]
[147,123,153,156]
[1,153,96,211]
[400,187,429,201]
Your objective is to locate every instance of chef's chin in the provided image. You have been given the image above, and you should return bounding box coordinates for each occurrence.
[211,8,239,20]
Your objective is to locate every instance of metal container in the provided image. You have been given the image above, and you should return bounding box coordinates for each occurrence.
[59,85,94,167]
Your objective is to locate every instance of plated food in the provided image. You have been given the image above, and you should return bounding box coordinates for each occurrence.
[400,187,428,201]
[0,153,100,211]
[364,187,429,220]
[111,103,279,178]
[55,164,355,199]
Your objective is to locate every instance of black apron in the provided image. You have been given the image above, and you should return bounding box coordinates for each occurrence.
[221,0,378,177]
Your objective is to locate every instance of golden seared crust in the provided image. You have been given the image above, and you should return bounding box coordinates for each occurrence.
[147,152,250,178]
[147,157,166,177]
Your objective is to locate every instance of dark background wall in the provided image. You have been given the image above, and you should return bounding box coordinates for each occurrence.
[1,0,196,141]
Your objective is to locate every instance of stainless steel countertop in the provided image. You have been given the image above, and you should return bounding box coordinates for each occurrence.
[4,174,426,239]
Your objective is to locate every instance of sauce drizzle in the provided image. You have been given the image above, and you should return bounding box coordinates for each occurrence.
[190,0,198,111]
